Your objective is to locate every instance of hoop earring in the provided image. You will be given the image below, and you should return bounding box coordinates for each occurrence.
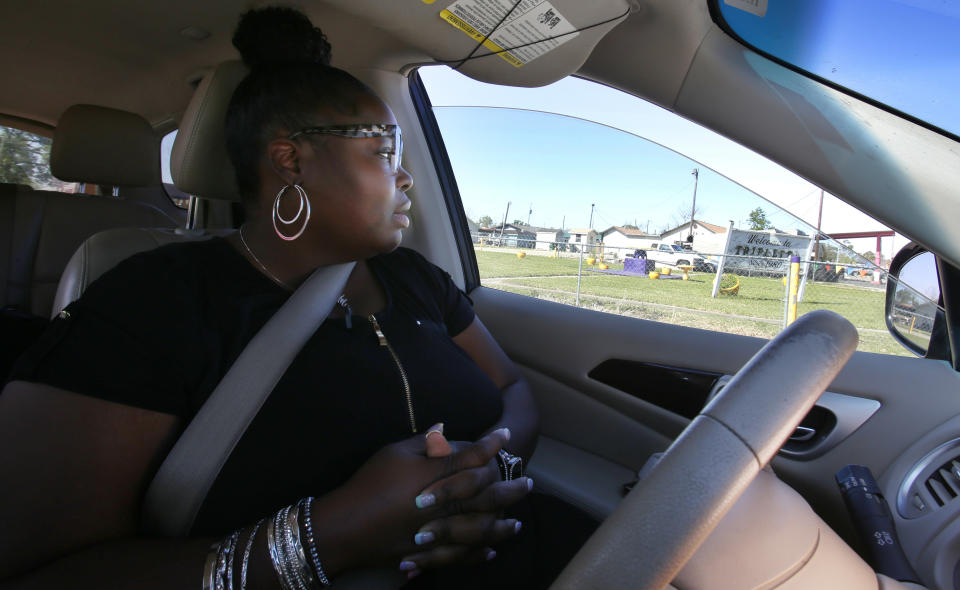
[272,184,311,241]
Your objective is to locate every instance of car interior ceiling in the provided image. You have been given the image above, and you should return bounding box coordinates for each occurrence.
[4,1,960,589]
[2,0,957,269]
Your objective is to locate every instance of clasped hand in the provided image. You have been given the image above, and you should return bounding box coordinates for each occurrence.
[332,425,531,576]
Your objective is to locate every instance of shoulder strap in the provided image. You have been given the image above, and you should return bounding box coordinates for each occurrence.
[141,261,356,536]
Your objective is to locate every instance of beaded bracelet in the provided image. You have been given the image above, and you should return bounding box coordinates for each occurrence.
[240,518,264,590]
[300,497,332,586]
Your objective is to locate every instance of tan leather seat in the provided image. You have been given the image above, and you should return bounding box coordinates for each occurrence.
[1,104,183,316]
[51,63,248,314]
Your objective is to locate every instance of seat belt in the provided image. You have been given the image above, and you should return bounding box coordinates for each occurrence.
[141,261,356,536]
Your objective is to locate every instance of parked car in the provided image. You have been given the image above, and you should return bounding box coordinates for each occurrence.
[2,1,958,588]
[646,243,715,272]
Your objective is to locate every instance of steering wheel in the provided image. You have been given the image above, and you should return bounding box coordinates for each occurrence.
[551,309,859,589]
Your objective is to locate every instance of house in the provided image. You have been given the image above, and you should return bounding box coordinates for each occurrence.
[534,228,564,250]
[477,223,536,248]
[599,226,660,258]
[659,219,729,255]
[566,228,598,252]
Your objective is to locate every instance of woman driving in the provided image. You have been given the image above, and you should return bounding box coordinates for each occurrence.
[0,7,602,590]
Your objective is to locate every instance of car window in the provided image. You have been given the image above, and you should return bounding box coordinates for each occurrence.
[419,67,932,357]
[160,130,190,209]
[0,124,78,193]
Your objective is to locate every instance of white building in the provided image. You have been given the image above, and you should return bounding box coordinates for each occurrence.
[659,219,729,255]
[534,228,564,250]
[599,226,659,259]
[567,228,598,252]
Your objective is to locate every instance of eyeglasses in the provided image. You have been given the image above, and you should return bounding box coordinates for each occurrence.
[288,124,403,174]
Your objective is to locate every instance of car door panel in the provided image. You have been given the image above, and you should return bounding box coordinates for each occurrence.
[471,284,960,554]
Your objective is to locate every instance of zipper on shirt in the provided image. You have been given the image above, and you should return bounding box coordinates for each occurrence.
[368,314,417,433]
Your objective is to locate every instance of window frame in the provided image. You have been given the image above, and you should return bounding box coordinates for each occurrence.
[408,69,482,291]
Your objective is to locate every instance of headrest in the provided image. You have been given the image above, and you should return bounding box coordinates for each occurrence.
[50,105,160,186]
[171,61,248,202]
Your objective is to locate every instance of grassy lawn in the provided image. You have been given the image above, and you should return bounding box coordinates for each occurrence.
[472,248,586,277]
[476,249,908,356]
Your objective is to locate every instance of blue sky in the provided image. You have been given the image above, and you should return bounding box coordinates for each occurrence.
[431,105,790,234]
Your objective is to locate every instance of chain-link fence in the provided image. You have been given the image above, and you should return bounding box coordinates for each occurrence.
[471,236,905,355]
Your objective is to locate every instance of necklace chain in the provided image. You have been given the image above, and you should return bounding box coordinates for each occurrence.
[238,226,352,318]
[238,225,292,290]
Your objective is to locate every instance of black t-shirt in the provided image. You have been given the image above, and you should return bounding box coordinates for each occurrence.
[11,238,504,535]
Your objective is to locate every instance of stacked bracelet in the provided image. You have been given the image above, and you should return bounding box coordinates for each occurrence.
[204,498,331,590]
[266,501,332,590]
[202,531,240,590]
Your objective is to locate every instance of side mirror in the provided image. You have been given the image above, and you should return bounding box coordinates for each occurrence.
[885,244,945,357]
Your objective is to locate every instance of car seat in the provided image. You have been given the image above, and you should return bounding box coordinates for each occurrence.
[51,62,248,314]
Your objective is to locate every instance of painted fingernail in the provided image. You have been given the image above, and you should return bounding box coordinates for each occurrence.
[526,477,534,491]
[414,531,435,545]
[399,560,417,572]
[415,493,436,509]
[486,548,497,561]
[425,422,444,438]
[514,520,523,534]
[496,427,511,441]
[407,569,422,580]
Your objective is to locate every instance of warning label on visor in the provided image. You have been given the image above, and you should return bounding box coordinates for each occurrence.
[439,0,579,67]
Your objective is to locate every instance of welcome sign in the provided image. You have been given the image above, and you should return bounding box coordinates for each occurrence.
[722,229,813,274]
[711,226,814,299]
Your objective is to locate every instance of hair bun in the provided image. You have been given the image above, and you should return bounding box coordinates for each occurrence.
[232,6,332,69]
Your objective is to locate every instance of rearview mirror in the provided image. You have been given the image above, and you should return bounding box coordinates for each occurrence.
[885,245,944,357]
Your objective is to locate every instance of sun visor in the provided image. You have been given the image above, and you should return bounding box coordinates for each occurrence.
[324,0,634,87]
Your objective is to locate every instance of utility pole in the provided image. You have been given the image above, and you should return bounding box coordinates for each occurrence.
[688,168,699,242]
[576,204,595,307]
[498,201,511,246]
[811,189,824,283]
[814,189,824,260]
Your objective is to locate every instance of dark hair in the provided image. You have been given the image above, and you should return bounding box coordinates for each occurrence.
[225,6,371,203]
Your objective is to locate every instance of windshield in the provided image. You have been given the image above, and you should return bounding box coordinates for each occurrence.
[714,0,960,137]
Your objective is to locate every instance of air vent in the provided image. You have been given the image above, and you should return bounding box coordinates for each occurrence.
[925,459,960,506]
[898,438,960,519]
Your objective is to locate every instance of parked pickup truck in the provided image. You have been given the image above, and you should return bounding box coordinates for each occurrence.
[646,243,716,272]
